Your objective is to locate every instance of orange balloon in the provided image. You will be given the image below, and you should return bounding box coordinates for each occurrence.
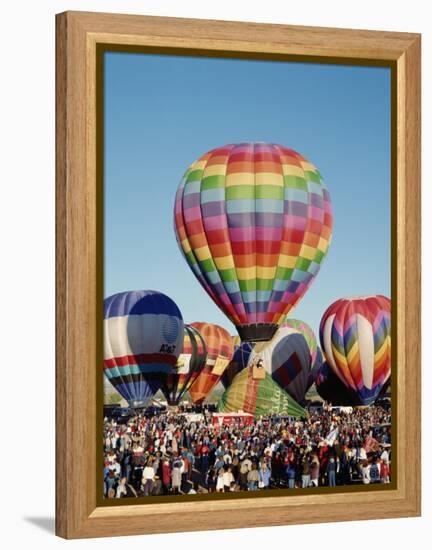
[187,322,234,404]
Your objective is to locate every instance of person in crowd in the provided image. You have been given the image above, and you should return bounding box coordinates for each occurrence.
[362,459,371,484]
[309,458,320,487]
[259,462,271,489]
[206,468,217,493]
[247,464,260,491]
[216,468,225,492]
[223,466,235,492]
[380,445,390,463]
[286,460,297,488]
[171,456,183,494]
[327,457,337,487]
[380,458,390,483]
[142,458,155,496]
[116,476,137,498]
[301,455,311,488]
[105,469,117,496]
[239,456,252,490]
[369,457,381,484]
[161,456,171,494]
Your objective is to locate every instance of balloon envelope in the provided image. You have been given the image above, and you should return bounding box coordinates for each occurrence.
[280,318,323,392]
[161,325,207,406]
[103,290,184,408]
[250,326,313,403]
[315,361,358,405]
[188,322,234,404]
[281,318,322,372]
[174,142,332,342]
[221,337,254,389]
[218,367,306,419]
[306,347,323,391]
[319,295,391,406]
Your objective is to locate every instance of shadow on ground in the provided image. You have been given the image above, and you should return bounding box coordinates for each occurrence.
[24,517,55,534]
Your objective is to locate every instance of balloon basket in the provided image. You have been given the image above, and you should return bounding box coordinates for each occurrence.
[252,365,266,380]
[128,399,149,410]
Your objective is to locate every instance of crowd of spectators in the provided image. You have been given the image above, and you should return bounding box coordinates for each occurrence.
[103,404,391,498]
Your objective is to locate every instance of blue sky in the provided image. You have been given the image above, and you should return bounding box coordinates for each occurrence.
[104,52,391,337]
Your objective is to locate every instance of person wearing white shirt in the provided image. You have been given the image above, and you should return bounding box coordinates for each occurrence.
[142,463,155,496]
[358,446,367,461]
[380,448,389,463]
[216,470,225,492]
[362,462,371,484]
[223,467,235,491]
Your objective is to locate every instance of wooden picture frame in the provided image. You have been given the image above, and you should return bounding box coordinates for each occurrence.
[56,11,421,539]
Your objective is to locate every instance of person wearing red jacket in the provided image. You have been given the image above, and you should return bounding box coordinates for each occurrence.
[380,459,390,483]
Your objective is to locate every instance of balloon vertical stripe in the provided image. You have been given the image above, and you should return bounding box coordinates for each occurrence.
[319,295,391,405]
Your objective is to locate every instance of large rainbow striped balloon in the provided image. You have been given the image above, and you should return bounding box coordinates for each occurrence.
[319,295,391,406]
[174,143,332,342]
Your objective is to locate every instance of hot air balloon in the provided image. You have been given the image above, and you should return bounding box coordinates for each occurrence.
[221,336,254,389]
[218,367,306,419]
[306,347,323,392]
[319,295,391,406]
[281,319,322,371]
[174,142,332,342]
[161,324,207,406]
[378,377,391,397]
[249,326,313,403]
[104,290,184,408]
[280,318,323,392]
[315,361,358,405]
[187,322,234,404]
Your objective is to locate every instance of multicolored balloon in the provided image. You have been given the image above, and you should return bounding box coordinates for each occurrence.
[174,143,332,342]
[250,326,313,403]
[315,361,358,405]
[306,347,323,391]
[281,318,322,372]
[319,295,391,406]
[218,367,306,419]
[103,290,184,408]
[221,336,254,389]
[161,324,207,406]
[187,322,234,404]
[280,318,323,393]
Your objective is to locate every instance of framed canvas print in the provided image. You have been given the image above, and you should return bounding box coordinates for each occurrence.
[56,11,421,539]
